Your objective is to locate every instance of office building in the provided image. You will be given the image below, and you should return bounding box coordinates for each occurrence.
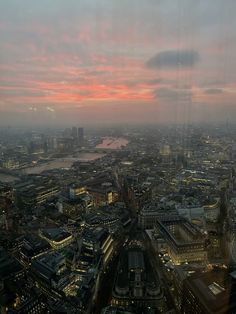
[182,270,236,314]
[155,216,207,264]
[39,228,73,250]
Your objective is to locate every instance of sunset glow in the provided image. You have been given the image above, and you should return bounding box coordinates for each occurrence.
[0,0,236,125]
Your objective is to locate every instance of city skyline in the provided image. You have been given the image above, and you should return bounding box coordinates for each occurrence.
[1,0,236,126]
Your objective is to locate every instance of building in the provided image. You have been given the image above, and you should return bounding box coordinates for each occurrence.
[56,137,74,152]
[78,127,84,146]
[71,126,78,139]
[0,283,47,314]
[127,185,152,212]
[82,227,114,266]
[182,270,236,314]
[155,216,207,264]
[88,186,119,207]
[0,184,15,231]
[31,251,72,294]
[69,184,87,199]
[112,246,164,309]
[15,178,60,208]
[101,306,136,314]
[39,228,73,250]
[19,234,51,266]
[69,126,84,147]
[138,203,178,229]
[83,212,120,231]
[0,247,24,281]
[8,291,47,314]
[177,206,205,223]
[204,200,220,222]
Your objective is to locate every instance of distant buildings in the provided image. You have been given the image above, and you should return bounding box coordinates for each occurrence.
[78,127,84,147]
[62,126,84,148]
[2,125,236,312]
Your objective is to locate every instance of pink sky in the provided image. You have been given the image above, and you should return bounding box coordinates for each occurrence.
[0,0,236,125]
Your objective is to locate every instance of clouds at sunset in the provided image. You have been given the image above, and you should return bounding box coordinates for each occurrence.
[146,50,200,69]
[0,0,236,125]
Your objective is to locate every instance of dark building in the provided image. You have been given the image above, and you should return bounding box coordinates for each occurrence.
[0,247,24,282]
[71,126,78,139]
[19,234,51,266]
[181,270,236,314]
[8,292,47,314]
[78,127,84,146]
[15,177,60,209]
[112,246,164,309]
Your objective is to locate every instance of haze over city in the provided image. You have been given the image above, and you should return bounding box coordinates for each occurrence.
[1,0,236,126]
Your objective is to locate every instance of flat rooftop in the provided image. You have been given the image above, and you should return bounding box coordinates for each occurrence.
[184,270,236,313]
[157,218,205,246]
[128,250,145,271]
[41,228,71,242]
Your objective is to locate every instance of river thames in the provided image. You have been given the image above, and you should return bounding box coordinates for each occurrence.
[0,137,129,179]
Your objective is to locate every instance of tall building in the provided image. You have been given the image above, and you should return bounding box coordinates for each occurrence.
[69,126,84,146]
[71,126,78,138]
[78,127,84,146]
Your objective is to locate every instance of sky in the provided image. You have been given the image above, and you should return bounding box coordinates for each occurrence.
[0,0,236,126]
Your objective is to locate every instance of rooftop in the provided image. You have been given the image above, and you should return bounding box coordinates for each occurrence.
[128,250,145,271]
[184,270,236,313]
[40,228,71,242]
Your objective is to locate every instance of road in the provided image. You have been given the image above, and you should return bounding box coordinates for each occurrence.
[91,240,122,313]
[91,169,177,313]
[143,231,179,313]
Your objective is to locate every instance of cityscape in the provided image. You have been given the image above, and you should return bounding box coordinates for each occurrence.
[1,124,236,313]
[1,0,236,313]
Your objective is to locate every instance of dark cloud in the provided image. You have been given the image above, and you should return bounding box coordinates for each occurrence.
[154,87,192,101]
[146,49,200,69]
[147,78,164,85]
[204,88,223,94]
[146,78,177,85]
[86,70,107,76]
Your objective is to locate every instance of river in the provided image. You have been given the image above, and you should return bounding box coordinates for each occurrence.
[22,152,106,175]
[96,137,129,149]
[0,137,129,177]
